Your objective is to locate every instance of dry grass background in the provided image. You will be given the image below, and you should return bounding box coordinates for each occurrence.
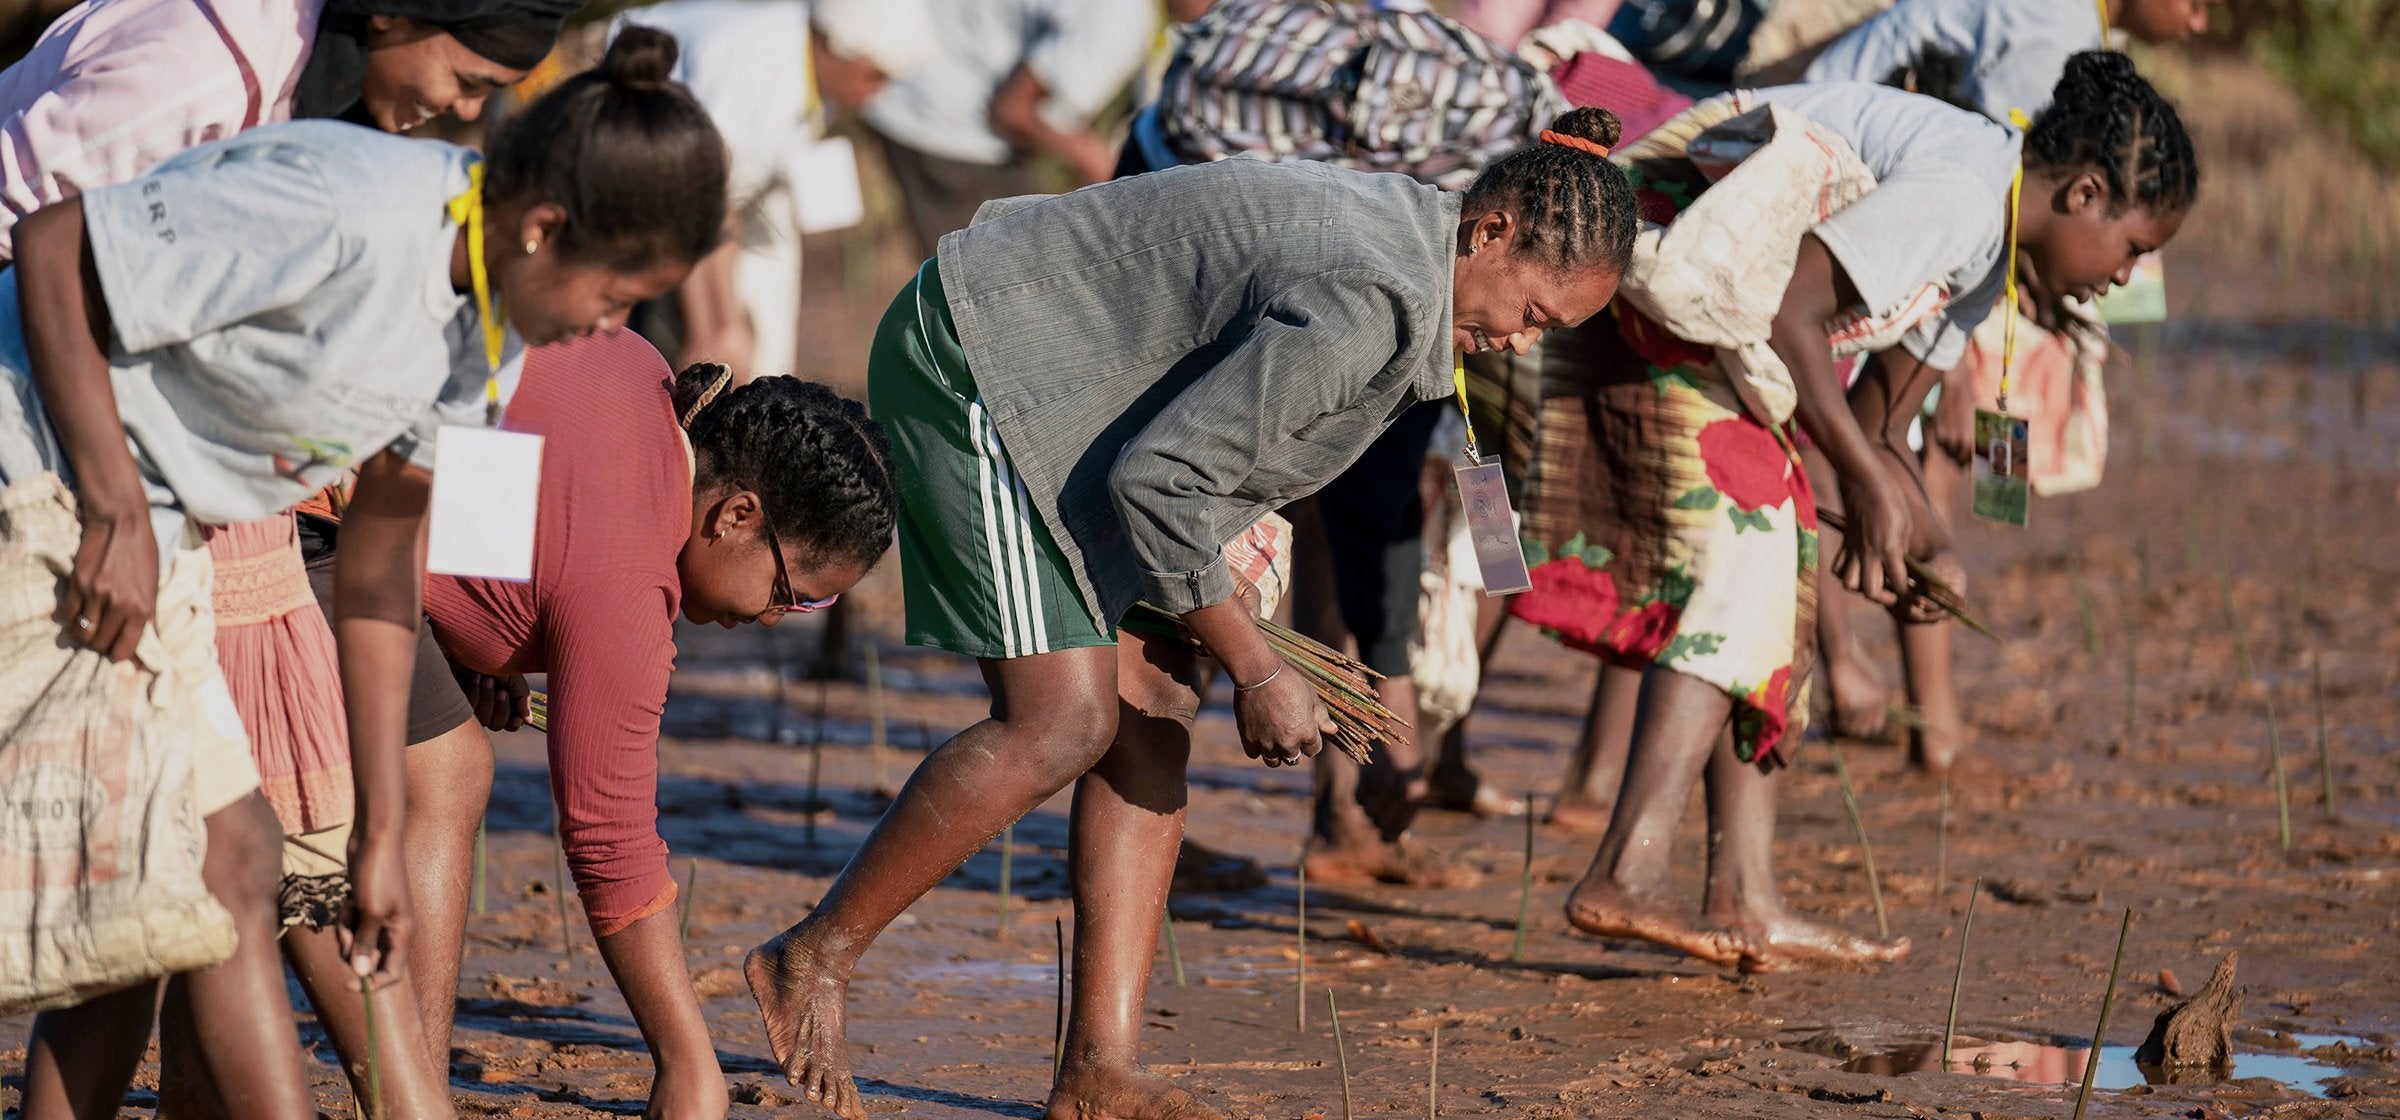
[2141,47,2400,318]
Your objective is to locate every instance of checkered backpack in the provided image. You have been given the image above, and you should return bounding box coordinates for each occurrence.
[1156,0,1567,190]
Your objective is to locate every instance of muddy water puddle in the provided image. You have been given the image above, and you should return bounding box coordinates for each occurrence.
[1838,1032,2371,1097]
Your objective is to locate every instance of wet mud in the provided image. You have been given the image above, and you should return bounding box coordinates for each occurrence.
[3,247,2395,1120]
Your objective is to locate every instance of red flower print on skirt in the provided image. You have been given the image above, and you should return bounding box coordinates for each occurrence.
[1695,418,1790,512]
[1513,558,1620,650]
[1603,598,1681,661]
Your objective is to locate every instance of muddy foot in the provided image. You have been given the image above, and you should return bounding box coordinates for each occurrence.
[1907,710,1970,775]
[1545,793,1613,836]
[1425,775,1526,818]
[1825,652,1892,742]
[1562,881,1750,966]
[745,934,862,1119]
[1047,1064,1223,1120]
[1735,913,1911,973]
[1303,838,1483,889]
[1172,837,1267,894]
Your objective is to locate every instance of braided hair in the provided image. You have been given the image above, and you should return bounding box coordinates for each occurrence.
[2025,50,2199,215]
[1459,107,1639,276]
[672,365,897,571]
[483,26,730,269]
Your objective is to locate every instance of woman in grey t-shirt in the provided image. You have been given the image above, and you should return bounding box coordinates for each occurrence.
[1521,52,2199,972]
[0,29,727,1117]
[748,109,1640,1119]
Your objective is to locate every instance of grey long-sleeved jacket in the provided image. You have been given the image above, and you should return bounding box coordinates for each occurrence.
[937,156,1461,629]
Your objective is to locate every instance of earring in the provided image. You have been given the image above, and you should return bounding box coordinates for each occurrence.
[524,239,538,255]
[1469,242,1481,256]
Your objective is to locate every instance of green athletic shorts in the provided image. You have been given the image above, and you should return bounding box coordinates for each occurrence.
[866,259,1114,660]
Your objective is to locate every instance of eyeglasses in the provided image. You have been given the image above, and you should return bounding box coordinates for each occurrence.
[764,531,839,618]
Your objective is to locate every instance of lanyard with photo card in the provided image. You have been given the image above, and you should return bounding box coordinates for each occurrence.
[1450,361,1532,595]
[428,166,544,581]
[1972,116,2032,527]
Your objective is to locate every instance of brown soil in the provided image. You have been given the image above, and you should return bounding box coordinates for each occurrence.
[7,218,2399,1120]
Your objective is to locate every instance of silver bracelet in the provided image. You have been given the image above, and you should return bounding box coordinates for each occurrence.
[1233,664,1283,693]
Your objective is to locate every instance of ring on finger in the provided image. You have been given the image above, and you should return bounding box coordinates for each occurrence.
[73,616,93,632]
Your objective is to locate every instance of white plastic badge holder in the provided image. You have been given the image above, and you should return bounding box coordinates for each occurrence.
[1454,456,1532,595]
[792,137,866,235]
[426,426,544,580]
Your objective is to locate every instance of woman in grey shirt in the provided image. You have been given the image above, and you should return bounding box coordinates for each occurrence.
[748,108,1638,1119]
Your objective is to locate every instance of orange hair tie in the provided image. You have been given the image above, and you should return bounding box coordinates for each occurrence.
[1539,129,1612,158]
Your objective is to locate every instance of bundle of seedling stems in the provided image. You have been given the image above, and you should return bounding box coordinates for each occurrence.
[1816,511,1998,641]
[1123,604,1407,765]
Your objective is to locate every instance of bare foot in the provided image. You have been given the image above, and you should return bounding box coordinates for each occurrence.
[1733,911,1911,973]
[1425,774,1526,818]
[1562,880,1751,966]
[1047,1064,1223,1120]
[1545,793,1613,836]
[1302,838,1483,889]
[1907,709,1969,775]
[1826,653,1892,741]
[745,933,862,1119]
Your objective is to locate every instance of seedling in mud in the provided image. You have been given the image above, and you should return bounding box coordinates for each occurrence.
[679,858,698,941]
[805,679,827,849]
[867,644,890,798]
[1429,1022,1440,1120]
[2267,697,2292,851]
[1329,988,1354,1120]
[2073,909,2135,1120]
[1053,916,1067,1077]
[998,824,1014,940]
[553,814,575,962]
[359,975,383,1120]
[1297,861,1308,1032]
[2312,653,2335,821]
[471,819,487,916]
[1510,792,1535,963]
[1943,879,1982,1066]
[1162,896,1185,989]
[1830,746,1889,939]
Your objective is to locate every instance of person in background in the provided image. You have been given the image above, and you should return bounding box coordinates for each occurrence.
[1801,0,2202,770]
[1452,0,1624,49]
[861,0,1157,255]
[1515,55,2196,970]
[1806,0,2209,123]
[616,0,932,377]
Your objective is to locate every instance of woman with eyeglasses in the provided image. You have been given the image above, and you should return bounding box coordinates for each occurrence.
[302,329,895,1115]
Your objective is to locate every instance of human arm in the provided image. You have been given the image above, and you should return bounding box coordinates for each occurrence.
[1772,235,1912,605]
[332,449,432,981]
[13,197,152,660]
[674,229,755,374]
[988,64,1118,187]
[541,580,722,1106]
[1110,274,1409,763]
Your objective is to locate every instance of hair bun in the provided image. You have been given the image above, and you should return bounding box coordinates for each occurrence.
[1546,106,1624,152]
[600,25,680,89]
[2052,48,2138,106]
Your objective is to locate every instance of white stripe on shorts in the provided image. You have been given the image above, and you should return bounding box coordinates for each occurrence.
[972,397,1050,657]
[966,397,1019,659]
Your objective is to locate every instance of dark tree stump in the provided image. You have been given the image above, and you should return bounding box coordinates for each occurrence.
[2135,950,2241,1068]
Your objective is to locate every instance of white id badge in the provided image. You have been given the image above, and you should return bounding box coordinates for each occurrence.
[1454,456,1531,595]
[792,137,866,234]
[426,426,544,580]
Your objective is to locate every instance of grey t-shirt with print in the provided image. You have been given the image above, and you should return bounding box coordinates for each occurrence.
[1754,82,2021,371]
[0,120,509,531]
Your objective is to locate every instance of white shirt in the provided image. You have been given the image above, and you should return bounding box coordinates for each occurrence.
[861,0,1157,166]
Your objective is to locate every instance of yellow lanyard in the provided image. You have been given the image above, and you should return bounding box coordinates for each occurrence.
[1452,360,1481,462]
[443,163,507,423]
[1997,107,2033,414]
[2094,0,2111,40]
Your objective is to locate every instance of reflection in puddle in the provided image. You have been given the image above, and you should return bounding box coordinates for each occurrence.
[1841,1037,2342,1098]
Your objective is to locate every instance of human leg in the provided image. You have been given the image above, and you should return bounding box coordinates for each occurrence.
[1047,637,1222,1120]
[1561,668,1751,965]
[1899,443,1969,772]
[156,794,315,1120]
[748,646,1120,1119]
[21,983,158,1120]
[1696,741,1910,970]
[1549,663,1641,834]
[1801,442,1890,738]
[400,718,494,1071]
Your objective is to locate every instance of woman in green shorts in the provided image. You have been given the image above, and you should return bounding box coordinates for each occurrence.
[746,107,1641,1120]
